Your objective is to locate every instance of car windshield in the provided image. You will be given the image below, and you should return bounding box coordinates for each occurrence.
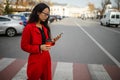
[12,15,21,20]
[8,15,27,21]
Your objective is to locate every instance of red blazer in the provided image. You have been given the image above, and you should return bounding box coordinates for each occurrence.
[21,22,49,54]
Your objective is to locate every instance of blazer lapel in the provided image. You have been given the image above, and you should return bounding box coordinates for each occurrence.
[32,23,40,34]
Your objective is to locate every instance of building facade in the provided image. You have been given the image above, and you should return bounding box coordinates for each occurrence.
[50,3,82,18]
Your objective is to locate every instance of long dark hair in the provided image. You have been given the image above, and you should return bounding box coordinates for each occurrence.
[28,3,51,38]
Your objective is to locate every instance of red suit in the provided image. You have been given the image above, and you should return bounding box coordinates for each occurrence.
[21,23,52,80]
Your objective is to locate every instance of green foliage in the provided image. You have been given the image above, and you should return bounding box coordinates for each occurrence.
[3,0,13,15]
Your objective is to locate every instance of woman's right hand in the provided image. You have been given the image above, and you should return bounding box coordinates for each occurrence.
[53,33,63,42]
[40,44,51,51]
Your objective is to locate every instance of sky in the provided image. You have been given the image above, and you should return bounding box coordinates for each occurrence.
[51,0,116,8]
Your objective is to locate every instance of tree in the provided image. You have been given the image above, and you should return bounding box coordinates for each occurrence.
[101,0,111,15]
[4,0,13,14]
[88,2,95,12]
[28,0,36,11]
[15,0,19,10]
[0,3,4,15]
[114,0,120,11]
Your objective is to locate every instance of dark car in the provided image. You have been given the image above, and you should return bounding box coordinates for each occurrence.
[48,15,62,23]
[55,15,62,20]
[48,15,56,23]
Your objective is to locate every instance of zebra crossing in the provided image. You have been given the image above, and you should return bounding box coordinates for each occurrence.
[0,57,120,80]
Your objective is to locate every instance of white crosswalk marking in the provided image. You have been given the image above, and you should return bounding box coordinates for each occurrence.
[12,64,27,80]
[0,58,15,71]
[53,62,73,80]
[0,57,120,80]
[88,64,112,80]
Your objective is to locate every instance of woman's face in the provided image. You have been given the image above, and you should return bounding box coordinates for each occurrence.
[38,8,50,22]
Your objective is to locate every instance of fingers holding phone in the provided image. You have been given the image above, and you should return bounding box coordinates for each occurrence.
[53,33,63,42]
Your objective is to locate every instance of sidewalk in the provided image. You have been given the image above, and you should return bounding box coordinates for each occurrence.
[0,57,120,80]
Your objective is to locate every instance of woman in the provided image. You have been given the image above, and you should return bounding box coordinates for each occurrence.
[21,3,55,80]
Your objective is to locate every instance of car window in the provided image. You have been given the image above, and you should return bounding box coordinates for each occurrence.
[111,15,115,19]
[0,17,10,21]
[12,15,21,20]
[116,15,119,19]
[9,15,26,21]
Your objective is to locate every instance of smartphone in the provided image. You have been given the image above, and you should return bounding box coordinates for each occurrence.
[58,32,63,36]
[53,32,63,42]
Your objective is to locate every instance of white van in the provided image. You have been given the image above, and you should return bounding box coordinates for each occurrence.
[100,12,120,27]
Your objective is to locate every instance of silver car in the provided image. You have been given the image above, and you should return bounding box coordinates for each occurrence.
[0,16,24,37]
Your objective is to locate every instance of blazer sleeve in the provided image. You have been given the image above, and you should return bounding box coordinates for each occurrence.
[21,25,40,54]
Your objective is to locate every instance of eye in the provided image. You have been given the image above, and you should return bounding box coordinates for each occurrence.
[42,12,50,16]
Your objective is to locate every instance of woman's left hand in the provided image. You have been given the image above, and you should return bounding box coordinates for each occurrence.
[40,44,51,51]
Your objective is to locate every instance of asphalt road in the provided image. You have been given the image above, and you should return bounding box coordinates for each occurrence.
[0,18,120,67]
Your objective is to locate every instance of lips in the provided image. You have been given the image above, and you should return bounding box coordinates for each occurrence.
[42,18,47,21]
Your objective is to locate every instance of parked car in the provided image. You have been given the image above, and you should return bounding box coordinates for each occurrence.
[55,15,62,20]
[48,15,56,23]
[50,15,62,21]
[0,16,24,37]
[100,11,120,27]
[17,12,31,20]
[6,14,27,26]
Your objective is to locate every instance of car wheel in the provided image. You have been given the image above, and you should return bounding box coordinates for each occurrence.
[115,25,118,27]
[6,28,16,37]
[106,22,110,27]
[100,22,103,26]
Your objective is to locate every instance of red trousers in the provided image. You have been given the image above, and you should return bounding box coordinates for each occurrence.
[27,52,52,80]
